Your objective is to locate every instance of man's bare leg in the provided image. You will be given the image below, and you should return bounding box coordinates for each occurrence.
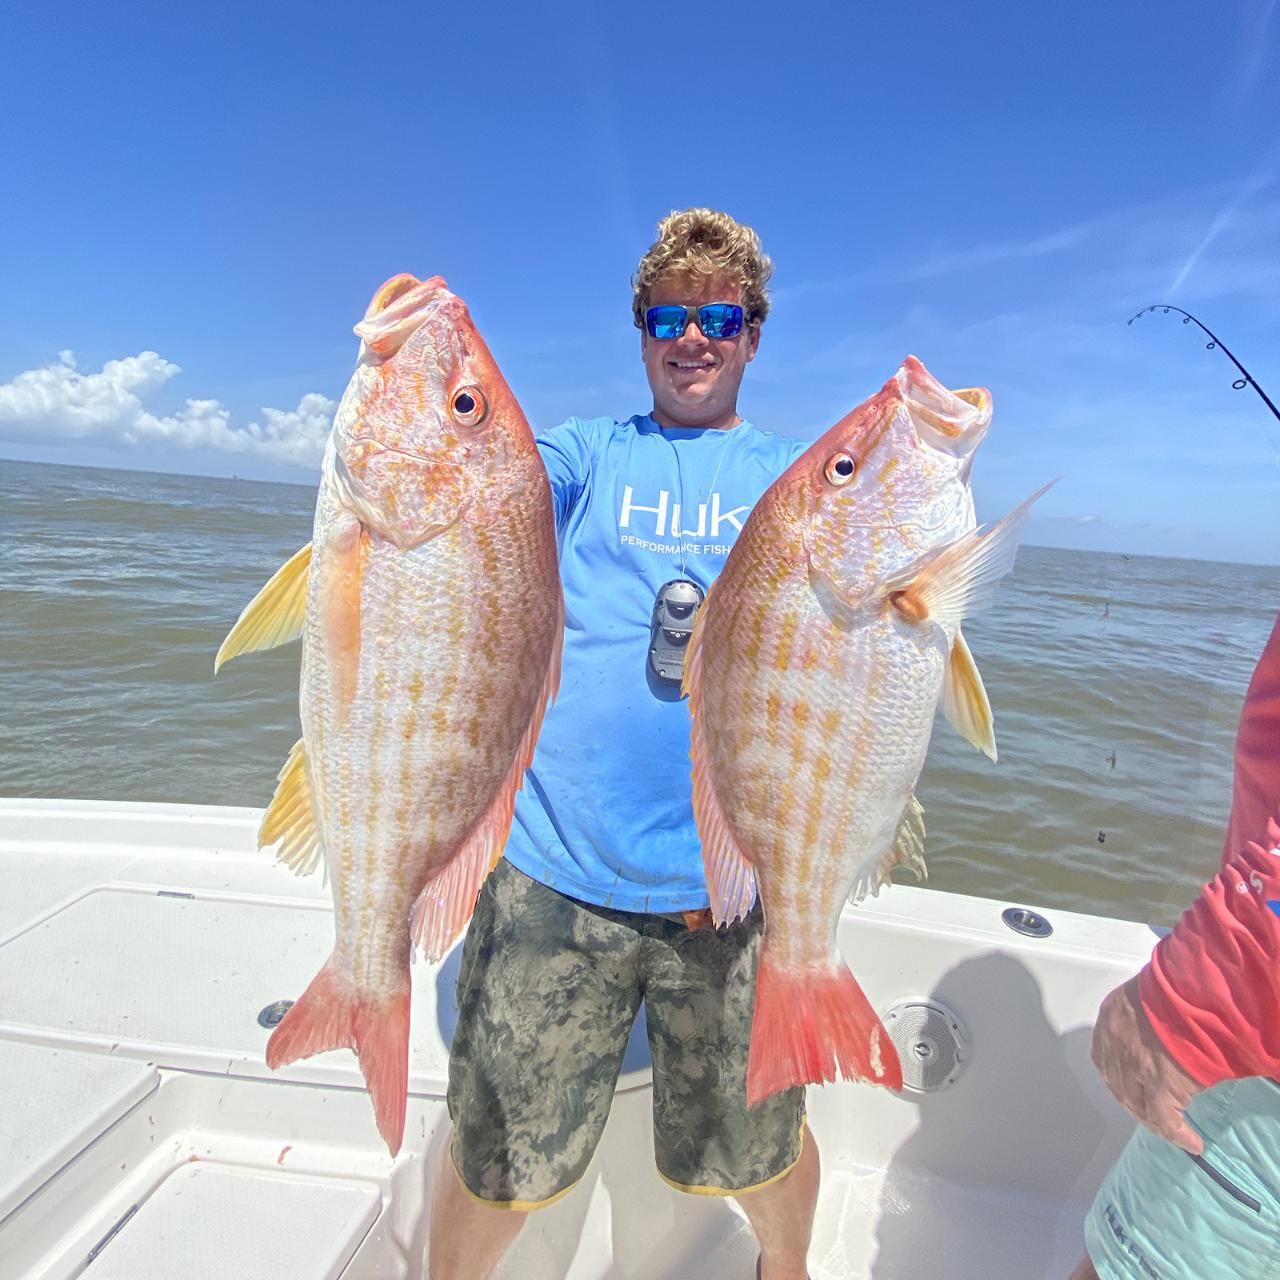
[428,1128,529,1280]
[732,1124,820,1280]
[1067,1259,1101,1280]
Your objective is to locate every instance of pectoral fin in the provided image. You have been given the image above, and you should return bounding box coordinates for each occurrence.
[214,543,312,672]
[884,480,1054,629]
[942,629,997,761]
[259,738,324,877]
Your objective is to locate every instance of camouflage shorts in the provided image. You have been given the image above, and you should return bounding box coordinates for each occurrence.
[446,858,806,1209]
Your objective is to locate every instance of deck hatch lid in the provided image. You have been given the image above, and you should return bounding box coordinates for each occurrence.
[82,1161,380,1279]
[0,886,460,1089]
[0,1042,157,1224]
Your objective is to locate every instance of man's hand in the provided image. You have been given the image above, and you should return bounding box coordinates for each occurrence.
[1092,974,1206,1154]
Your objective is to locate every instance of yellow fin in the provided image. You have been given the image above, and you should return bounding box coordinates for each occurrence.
[850,794,926,903]
[214,543,313,673]
[259,738,324,877]
[942,628,997,761]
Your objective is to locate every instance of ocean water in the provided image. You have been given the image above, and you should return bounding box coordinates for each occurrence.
[3,457,1277,928]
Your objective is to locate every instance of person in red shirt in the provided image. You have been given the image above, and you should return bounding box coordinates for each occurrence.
[1071,613,1280,1280]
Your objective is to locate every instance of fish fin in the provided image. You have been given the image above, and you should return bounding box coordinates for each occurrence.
[265,961,410,1156]
[883,481,1054,629]
[941,629,997,761]
[214,543,312,672]
[259,738,324,877]
[746,948,903,1105]
[849,793,927,903]
[678,574,715,701]
[411,606,565,962]
[683,584,759,926]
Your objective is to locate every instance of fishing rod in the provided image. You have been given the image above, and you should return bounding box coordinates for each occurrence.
[1128,304,1280,425]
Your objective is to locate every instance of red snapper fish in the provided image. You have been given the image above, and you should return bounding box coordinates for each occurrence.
[216,274,563,1153]
[684,355,1047,1105]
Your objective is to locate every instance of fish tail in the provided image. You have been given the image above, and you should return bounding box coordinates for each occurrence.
[265,961,410,1155]
[746,948,903,1105]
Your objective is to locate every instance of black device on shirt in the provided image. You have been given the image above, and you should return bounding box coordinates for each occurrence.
[648,579,706,688]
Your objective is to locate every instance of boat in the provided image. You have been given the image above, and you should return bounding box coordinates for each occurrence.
[0,798,1154,1279]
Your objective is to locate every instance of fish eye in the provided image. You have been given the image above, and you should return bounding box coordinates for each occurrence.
[823,453,857,486]
[450,385,487,429]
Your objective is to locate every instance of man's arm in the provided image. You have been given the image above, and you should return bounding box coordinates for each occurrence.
[1140,817,1280,1087]
[1092,614,1280,1148]
[1092,974,1205,1153]
[535,417,597,528]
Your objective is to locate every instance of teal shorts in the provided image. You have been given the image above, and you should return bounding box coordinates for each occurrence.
[1085,1076,1280,1279]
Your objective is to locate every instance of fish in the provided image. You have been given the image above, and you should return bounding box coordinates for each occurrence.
[683,355,1048,1105]
[215,274,563,1153]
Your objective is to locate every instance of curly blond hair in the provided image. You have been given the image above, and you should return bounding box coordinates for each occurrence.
[631,208,773,330]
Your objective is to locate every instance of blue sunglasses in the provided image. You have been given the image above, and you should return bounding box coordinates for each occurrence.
[644,302,745,340]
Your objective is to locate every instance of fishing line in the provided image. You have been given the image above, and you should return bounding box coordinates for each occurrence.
[664,423,733,580]
[647,422,734,688]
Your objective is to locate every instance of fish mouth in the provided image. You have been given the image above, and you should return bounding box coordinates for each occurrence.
[897,355,992,449]
[353,275,452,360]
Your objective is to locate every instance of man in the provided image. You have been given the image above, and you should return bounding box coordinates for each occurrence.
[427,209,818,1280]
[1071,614,1280,1280]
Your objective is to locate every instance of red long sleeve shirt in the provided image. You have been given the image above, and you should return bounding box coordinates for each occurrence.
[1141,613,1280,1086]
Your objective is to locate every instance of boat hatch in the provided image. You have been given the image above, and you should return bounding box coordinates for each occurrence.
[80,1162,380,1280]
[0,1042,157,1224]
[0,885,462,1091]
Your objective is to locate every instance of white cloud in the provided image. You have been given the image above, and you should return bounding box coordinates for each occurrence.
[0,350,335,468]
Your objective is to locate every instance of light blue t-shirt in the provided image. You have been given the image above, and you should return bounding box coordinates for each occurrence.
[504,413,809,913]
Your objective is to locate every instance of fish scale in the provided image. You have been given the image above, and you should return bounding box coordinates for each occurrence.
[215,274,562,1154]
[310,526,544,989]
[685,355,1047,1106]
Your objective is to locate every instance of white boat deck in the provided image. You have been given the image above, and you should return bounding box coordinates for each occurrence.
[0,800,1155,1279]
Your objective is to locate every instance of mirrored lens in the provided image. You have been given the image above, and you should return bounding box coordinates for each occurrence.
[646,306,688,339]
[698,304,744,338]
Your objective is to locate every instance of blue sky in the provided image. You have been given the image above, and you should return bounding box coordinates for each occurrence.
[2,0,1278,562]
